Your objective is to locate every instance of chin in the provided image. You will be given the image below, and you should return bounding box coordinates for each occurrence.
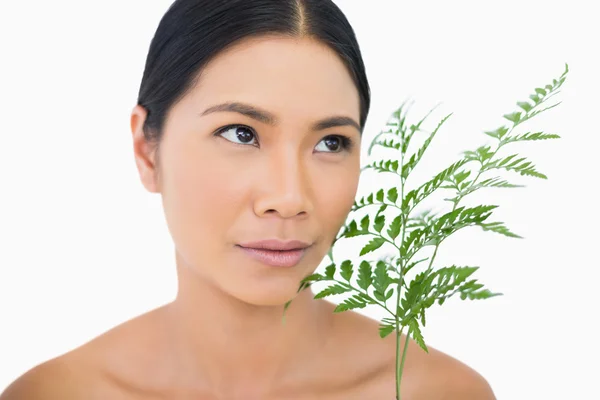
[225,279,304,307]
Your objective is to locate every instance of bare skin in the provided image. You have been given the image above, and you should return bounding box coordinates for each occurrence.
[1,297,493,399]
[1,36,495,399]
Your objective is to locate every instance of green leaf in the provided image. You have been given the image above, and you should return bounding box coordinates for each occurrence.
[283,299,293,317]
[435,266,479,293]
[454,170,471,185]
[402,159,469,213]
[478,221,523,238]
[402,102,442,154]
[503,131,561,144]
[406,209,437,229]
[404,257,429,274]
[360,215,370,232]
[420,308,427,326]
[518,165,547,179]
[457,176,525,197]
[352,191,388,212]
[462,289,501,300]
[529,94,541,104]
[373,214,386,233]
[535,87,547,96]
[371,137,403,153]
[387,214,403,240]
[379,323,396,338]
[373,288,387,302]
[363,159,401,175]
[368,100,411,156]
[477,177,524,189]
[523,102,562,122]
[419,205,498,248]
[400,271,436,320]
[342,220,358,237]
[503,111,522,124]
[334,294,368,312]
[402,113,452,179]
[373,260,393,294]
[458,279,502,300]
[314,284,352,299]
[408,319,428,353]
[484,154,548,179]
[357,260,373,290]
[385,288,395,300]
[300,273,326,284]
[341,219,370,238]
[497,154,522,167]
[360,237,386,256]
[387,187,399,203]
[476,145,495,162]
[517,101,533,112]
[399,228,427,257]
[296,280,311,293]
[325,264,336,279]
[463,150,479,162]
[340,260,353,282]
[483,125,509,140]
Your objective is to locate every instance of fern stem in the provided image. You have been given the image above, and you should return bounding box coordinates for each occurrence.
[397,330,411,395]
[395,107,408,400]
[395,327,404,399]
[425,243,440,274]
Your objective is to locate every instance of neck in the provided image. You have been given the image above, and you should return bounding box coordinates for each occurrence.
[163,253,333,397]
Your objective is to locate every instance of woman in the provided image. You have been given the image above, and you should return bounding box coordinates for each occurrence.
[1,0,495,398]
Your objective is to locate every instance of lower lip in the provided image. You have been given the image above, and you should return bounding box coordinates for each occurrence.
[237,246,307,267]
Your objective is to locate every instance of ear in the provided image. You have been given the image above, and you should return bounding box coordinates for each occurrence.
[130,105,160,193]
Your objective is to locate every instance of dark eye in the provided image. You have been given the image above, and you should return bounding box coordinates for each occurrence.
[217,125,257,146]
[315,135,354,153]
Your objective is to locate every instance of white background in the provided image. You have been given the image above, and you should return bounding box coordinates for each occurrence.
[0,0,598,398]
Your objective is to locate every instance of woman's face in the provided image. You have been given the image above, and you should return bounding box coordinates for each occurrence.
[135,36,362,306]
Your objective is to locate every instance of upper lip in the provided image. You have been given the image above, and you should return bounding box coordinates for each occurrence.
[238,239,312,251]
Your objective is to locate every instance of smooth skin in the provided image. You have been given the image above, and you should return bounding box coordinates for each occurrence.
[1,36,495,400]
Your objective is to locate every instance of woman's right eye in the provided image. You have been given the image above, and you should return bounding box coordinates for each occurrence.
[216,125,258,146]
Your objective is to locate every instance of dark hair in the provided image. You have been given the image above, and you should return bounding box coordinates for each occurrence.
[137,0,371,154]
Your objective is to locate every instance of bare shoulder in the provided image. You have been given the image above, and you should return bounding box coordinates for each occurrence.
[326,302,496,399]
[0,355,90,400]
[412,345,496,400]
[0,307,168,400]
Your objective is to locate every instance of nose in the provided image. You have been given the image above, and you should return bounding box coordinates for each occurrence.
[254,150,314,219]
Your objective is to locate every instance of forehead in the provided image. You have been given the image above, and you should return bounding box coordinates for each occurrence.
[188,36,360,123]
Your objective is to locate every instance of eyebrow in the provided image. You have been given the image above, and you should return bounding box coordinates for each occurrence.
[200,102,361,133]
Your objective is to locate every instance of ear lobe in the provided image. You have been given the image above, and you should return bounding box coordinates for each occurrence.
[130,105,160,193]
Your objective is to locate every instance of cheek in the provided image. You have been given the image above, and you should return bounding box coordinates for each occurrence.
[159,141,242,256]
[314,163,360,231]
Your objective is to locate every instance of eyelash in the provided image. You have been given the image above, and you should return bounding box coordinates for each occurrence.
[214,124,355,153]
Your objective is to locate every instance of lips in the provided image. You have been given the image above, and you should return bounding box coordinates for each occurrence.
[238,239,311,251]
[236,239,312,267]
[238,246,307,267]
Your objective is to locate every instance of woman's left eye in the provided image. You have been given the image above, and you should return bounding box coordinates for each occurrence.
[315,135,354,153]
[216,125,258,146]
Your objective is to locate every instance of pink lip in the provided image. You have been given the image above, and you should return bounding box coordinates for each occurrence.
[238,239,312,251]
[237,246,308,267]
